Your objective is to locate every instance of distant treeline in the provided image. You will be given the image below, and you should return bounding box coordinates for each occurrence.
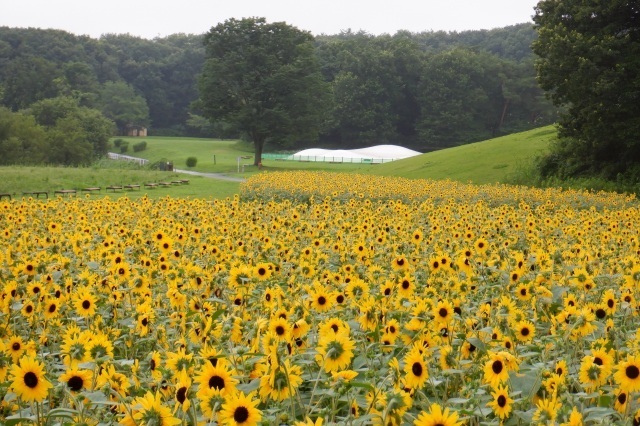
[0,24,555,152]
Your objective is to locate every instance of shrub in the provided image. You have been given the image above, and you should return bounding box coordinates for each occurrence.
[113,138,124,148]
[120,142,129,153]
[133,141,147,152]
[186,157,198,168]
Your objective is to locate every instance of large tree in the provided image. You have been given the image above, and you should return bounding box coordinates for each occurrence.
[198,18,331,165]
[532,0,640,179]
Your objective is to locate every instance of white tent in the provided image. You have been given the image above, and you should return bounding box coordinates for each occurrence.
[287,144,421,163]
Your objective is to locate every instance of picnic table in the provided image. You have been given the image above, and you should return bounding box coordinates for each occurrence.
[54,189,76,197]
[144,183,158,189]
[22,191,48,199]
[124,184,140,190]
[0,193,11,200]
[106,185,123,192]
[81,187,101,193]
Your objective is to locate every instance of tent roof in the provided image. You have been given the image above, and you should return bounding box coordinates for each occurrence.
[292,144,421,160]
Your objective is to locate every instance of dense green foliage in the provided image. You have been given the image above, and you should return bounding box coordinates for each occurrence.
[0,97,113,165]
[198,18,331,165]
[533,0,640,180]
[0,22,555,158]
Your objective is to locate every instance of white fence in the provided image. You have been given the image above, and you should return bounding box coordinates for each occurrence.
[262,154,396,164]
[108,152,149,166]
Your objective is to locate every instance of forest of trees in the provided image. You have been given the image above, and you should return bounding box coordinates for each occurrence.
[0,23,556,165]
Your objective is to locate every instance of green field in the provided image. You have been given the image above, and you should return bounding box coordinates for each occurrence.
[359,126,556,183]
[0,127,555,200]
[0,164,240,201]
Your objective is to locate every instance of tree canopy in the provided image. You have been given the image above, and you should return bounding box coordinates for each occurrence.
[0,23,555,158]
[198,18,331,165]
[533,0,640,179]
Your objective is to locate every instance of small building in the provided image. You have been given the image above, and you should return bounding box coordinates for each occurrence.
[125,125,148,137]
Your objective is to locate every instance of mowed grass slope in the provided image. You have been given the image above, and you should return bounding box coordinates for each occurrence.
[358,126,556,184]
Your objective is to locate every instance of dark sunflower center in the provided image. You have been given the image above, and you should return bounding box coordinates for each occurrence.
[336,295,344,303]
[209,375,225,390]
[233,406,250,423]
[438,308,448,318]
[12,342,20,351]
[595,308,606,319]
[176,386,187,403]
[608,299,614,308]
[275,325,285,335]
[318,296,326,305]
[618,392,627,404]
[49,304,57,313]
[141,317,148,326]
[402,280,410,289]
[594,357,603,366]
[150,359,156,370]
[497,394,507,407]
[411,362,423,377]
[521,327,530,336]
[492,360,503,374]
[24,371,38,388]
[331,324,339,332]
[258,268,266,275]
[209,357,218,367]
[626,365,640,379]
[68,376,84,391]
[82,300,91,309]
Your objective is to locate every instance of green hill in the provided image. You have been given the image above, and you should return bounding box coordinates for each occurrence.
[356,126,556,184]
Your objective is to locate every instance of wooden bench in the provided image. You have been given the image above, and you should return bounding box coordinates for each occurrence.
[81,187,101,193]
[106,185,123,192]
[180,179,189,184]
[22,191,48,199]
[0,193,11,200]
[54,189,76,197]
[158,182,172,187]
[144,183,158,189]
[124,184,140,190]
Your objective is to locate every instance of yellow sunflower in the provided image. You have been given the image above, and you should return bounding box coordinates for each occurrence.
[614,355,640,392]
[414,403,463,426]
[487,384,513,419]
[403,349,429,389]
[316,332,355,373]
[59,368,93,393]
[219,391,262,426]
[121,391,181,426]
[195,363,238,398]
[10,355,53,402]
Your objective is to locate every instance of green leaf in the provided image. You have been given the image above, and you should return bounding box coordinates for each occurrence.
[237,378,260,393]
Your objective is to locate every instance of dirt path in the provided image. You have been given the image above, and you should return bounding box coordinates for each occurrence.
[174,169,246,182]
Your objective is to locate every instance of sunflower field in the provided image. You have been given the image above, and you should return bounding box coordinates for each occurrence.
[1,171,640,425]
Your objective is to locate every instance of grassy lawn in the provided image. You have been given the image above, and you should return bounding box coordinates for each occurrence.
[114,135,372,178]
[0,165,240,200]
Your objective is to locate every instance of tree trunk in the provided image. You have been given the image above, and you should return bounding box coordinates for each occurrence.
[499,98,510,130]
[253,139,264,166]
